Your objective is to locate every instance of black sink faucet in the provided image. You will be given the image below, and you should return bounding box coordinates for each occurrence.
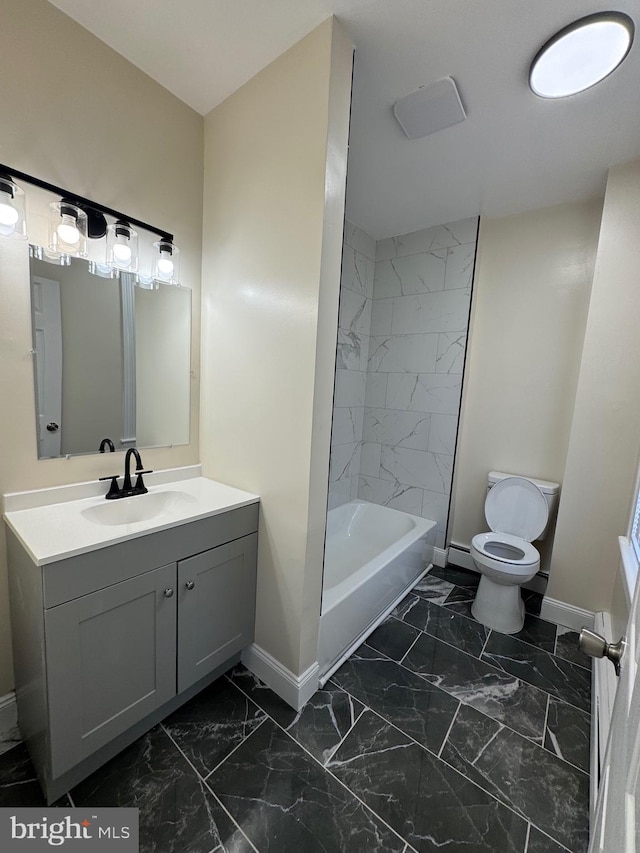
[123,448,150,494]
[99,448,153,500]
[99,438,115,453]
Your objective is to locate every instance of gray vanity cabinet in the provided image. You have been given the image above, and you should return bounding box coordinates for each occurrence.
[44,562,177,778]
[178,536,257,693]
[6,501,259,803]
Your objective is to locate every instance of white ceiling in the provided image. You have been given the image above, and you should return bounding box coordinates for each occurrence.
[49,0,640,238]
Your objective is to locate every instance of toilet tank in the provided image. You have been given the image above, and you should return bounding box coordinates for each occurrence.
[487,471,560,540]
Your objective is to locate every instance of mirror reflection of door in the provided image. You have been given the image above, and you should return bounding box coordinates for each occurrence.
[31,275,62,458]
[29,251,192,459]
[31,254,125,457]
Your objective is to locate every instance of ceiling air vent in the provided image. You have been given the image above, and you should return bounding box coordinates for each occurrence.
[393,76,466,139]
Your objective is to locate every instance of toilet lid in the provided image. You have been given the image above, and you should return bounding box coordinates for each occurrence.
[485,476,549,542]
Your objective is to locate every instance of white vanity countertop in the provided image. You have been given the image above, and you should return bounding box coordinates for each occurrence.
[3,473,259,566]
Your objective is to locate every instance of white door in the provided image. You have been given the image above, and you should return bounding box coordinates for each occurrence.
[32,275,62,457]
[589,568,640,851]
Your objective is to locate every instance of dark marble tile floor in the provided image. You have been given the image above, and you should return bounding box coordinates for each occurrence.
[0,563,591,853]
[482,631,591,713]
[327,709,529,853]
[0,742,72,808]
[402,628,550,741]
[556,626,592,670]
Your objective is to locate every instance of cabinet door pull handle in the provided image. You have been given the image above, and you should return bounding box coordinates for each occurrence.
[164,588,174,598]
[185,581,195,591]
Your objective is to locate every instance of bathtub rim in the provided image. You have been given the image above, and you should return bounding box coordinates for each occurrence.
[318,563,431,687]
[322,499,436,614]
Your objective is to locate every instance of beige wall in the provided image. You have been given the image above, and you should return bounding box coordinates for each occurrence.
[547,160,640,613]
[450,199,602,572]
[0,0,203,694]
[200,19,353,678]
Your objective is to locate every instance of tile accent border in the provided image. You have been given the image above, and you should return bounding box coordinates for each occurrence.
[540,597,595,633]
[241,643,319,712]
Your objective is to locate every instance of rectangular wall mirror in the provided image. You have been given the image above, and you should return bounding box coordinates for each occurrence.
[29,249,191,459]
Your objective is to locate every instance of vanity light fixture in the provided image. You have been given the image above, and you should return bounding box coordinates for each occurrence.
[0,175,27,239]
[107,220,138,271]
[530,12,634,98]
[153,238,180,285]
[49,200,88,257]
[0,162,175,279]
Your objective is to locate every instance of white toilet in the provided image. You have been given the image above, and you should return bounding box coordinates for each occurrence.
[470,472,559,634]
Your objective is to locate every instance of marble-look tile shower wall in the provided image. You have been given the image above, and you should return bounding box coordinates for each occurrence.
[359,217,479,548]
[328,221,376,509]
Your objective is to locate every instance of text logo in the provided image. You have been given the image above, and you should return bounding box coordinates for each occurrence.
[1,808,138,850]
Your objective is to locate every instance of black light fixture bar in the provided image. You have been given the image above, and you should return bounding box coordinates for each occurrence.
[0,163,173,242]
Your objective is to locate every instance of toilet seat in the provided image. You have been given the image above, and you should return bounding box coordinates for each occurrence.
[471,476,547,634]
[471,532,539,567]
[485,476,549,542]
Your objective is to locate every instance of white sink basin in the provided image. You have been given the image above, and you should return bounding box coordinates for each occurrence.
[4,474,259,565]
[81,490,198,526]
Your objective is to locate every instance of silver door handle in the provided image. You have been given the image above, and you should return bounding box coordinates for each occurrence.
[46,422,59,432]
[164,588,174,598]
[579,628,626,676]
[185,581,195,591]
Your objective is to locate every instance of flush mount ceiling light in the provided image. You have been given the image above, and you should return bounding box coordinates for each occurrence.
[530,12,634,98]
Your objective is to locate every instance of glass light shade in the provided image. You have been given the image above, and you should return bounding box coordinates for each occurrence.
[48,201,88,257]
[0,177,27,240]
[530,13,634,98]
[30,244,71,266]
[106,221,139,271]
[135,273,159,290]
[153,239,180,285]
[89,260,120,279]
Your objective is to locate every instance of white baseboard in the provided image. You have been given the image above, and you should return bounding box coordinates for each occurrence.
[241,644,319,711]
[447,545,476,571]
[0,692,18,741]
[540,596,595,632]
[448,545,594,632]
[447,544,548,594]
[433,547,448,568]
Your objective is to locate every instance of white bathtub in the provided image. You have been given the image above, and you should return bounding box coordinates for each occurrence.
[318,500,437,682]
